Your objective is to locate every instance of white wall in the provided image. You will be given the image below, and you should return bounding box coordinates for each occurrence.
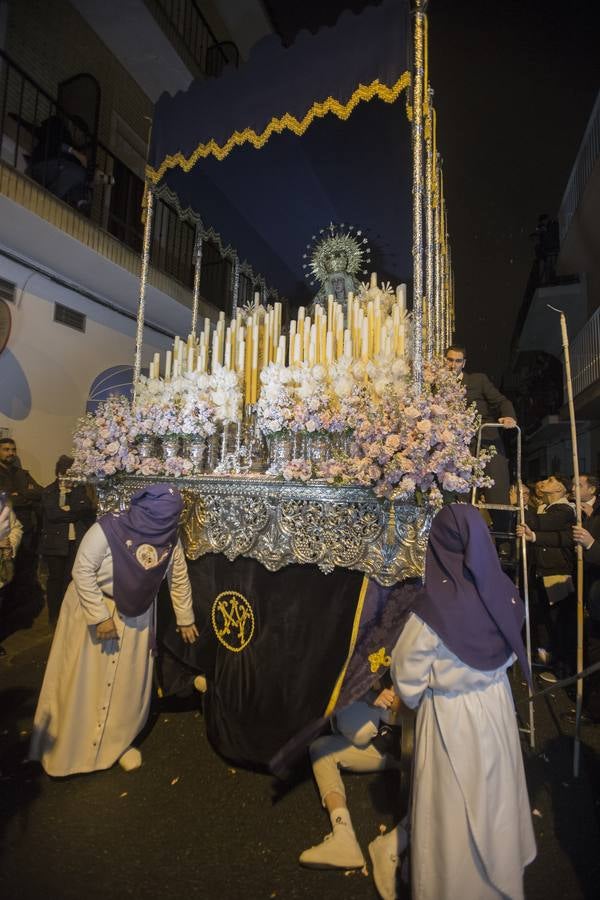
[0,254,171,484]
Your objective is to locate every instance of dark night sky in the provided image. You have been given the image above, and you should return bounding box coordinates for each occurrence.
[428,0,600,379]
[265,0,600,381]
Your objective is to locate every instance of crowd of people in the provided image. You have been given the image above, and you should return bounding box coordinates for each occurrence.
[0,436,96,655]
[3,342,599,899]
[517,472,600,723]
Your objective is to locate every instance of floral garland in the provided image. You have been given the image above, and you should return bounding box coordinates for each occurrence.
[71,368,243,479]
[318,358,494,506]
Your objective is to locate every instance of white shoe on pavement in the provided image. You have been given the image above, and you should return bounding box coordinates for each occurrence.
[368,826,408,900]
[299,825,365,869]
[118,747,142,771]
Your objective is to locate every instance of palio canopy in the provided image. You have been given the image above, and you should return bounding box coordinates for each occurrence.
[148,0,412,304]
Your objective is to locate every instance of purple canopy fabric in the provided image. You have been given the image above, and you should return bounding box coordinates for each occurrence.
[98,484,183,618]
[415,503,531,683]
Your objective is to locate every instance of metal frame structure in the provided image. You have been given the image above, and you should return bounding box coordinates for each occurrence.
[470,422,535,749]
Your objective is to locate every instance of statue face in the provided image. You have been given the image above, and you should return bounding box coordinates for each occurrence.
[325,250,348,273]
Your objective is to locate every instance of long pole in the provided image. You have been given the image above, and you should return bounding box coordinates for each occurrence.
[134,183,155,393]
[411,0,426,389]
[191,230,203,338]
[548,304,584,777]
[424,89,434,361]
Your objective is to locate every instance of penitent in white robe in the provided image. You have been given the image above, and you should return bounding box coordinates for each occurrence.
[29,523,194,777]
[391,613,536,900]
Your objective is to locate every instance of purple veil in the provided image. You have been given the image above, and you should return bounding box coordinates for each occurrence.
[98,484,184,618]
[414,503,530,683]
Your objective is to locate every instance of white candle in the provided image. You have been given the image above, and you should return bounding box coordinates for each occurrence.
[165,350,172,380]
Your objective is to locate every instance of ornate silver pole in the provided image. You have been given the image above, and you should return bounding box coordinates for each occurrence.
[411,0,426,390]
[231,254,240,317]
[424,89,434,361]
[191,228,203,338]
[434,161,442,354]
[134,183,155,393]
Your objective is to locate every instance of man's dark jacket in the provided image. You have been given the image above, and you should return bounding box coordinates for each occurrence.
[0,461,42,531]
[463,372,516,427]
[525,500,575,577]
[40,482,95,557]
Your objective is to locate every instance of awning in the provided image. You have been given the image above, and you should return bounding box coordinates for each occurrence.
[148,0,413,304]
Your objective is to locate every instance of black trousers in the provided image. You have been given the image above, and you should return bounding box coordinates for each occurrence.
[44,543,77,626]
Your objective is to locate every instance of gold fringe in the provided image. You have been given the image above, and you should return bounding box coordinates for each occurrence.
[323,576,370,718]
[147,73,411,184]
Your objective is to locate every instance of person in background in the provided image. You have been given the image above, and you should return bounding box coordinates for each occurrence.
[0,494,23,657]
[517,474,575,682]
[445,345,517,538]
[570,472,600,724]
[370,504,535,900]
[0,438,42,602]
[29,485,198,776]
[575,473,600,522]
[27,113,91,211]
[299,680,400,871]
[40,455,96,627]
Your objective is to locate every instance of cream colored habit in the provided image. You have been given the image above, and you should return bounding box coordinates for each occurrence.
[29,525,194,777]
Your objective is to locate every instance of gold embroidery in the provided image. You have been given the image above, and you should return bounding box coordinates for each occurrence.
[211,590,255,653]
[147,73,411,184]
[368,647,391,673]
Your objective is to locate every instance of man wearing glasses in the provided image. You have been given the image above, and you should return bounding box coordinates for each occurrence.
[445,345,517,530]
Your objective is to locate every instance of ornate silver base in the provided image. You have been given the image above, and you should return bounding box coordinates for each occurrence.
[92,474,433,586]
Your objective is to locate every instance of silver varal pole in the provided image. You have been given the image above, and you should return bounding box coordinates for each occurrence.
[134,183,155,393]
[191,230,203,338]
[411,0,426,389]
[434,172,442,354]
[231,255,240,317]
[424,90,434,361]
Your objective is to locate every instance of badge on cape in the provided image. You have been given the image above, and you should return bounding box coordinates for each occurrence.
[135,543,170,570]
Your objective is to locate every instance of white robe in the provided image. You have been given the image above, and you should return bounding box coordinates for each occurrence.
[391,613,536,900]
[29,523,194,777]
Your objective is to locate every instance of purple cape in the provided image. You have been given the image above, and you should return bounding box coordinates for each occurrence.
[414,503,531,684]
[98,484,183,618]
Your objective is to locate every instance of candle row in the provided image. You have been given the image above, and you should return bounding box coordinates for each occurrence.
[145,278,409,405]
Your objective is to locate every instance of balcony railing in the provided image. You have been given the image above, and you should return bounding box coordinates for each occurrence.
[0,49,248,312]
[558,89,600,243]
[568,305,600,400]
[154,0,239,76]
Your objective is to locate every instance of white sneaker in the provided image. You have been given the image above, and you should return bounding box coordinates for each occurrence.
[299,826,365,869]
[118,747,142,771]
[368,828,407,900]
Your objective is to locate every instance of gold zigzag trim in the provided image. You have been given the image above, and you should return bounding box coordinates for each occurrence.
[147,73,411,184]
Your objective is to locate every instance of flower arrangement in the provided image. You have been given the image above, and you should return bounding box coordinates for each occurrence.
[318,358,494,507]
[71,395,139,478]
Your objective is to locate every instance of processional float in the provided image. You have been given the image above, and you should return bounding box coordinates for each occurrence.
[68,1,523,769]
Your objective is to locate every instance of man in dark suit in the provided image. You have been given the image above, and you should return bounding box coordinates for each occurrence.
[40,455,96,626]
[445,344,517,531]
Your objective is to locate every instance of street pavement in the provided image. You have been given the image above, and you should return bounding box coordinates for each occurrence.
[1,612,600,900]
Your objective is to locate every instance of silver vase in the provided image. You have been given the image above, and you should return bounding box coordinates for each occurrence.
[136,435,158,459]
[183,436,206,473]
[306,432,331,464]
[161,435,181,459]
[266,430,293,475]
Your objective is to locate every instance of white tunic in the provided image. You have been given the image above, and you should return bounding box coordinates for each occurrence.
[29,523,194,776]
[392,613,536,900]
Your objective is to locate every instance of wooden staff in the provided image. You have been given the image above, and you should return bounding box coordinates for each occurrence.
[548,304,584,777]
